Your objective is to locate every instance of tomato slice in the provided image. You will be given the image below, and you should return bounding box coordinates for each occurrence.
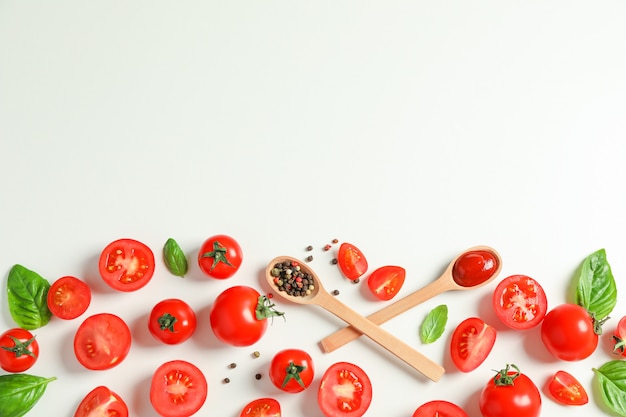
[337,243,368,281]
[548,370,588,406]
[318,362,372,417]
[73,313,131,370]
[150,360,208,417]
[450,317,496,372]
[492,275,547,330]
[240,398,281,417]
[412,400,469,417]
[47,275,91,320]
[366,266,406,301]
[74,386,129,417]
[98,238,155,291]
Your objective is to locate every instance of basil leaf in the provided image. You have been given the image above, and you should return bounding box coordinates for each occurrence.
[163,238,188,277]
[593,360,626,416]
[0,374,56,417]
[576,249,617,320]
[420,304,448,344]
[7,265,52,330]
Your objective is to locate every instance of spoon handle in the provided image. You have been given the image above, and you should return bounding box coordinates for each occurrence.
[315,290,445,382]
[320,277,451,353]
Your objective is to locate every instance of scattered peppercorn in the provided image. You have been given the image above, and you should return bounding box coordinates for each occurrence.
[332,289,340,296]
[323,244,332,251]
[306,245,313,251]
[332,238,339,244]
[353,278,360,284]
[228,362,237,369]
[252,351,260,358]
[255,373,262,380]
[223,378,230,384]
[331,258,338,265]
[306,255,313,262]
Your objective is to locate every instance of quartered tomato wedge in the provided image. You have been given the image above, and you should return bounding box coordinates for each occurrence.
[98,238,155,291]
[74,386,129,417]
[47,275,91,320]
[366,266,406,301]
[412,400,469,417]
[318,362,372,417]
[548,370,588,406]
[337,243,368,281]
[240,398,281,417]
[492,275,547,330]
[150,360,208,417]
[73,313,131,370]
[450,317,496,372]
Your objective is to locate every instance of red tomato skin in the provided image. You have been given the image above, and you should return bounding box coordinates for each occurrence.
[337,243,368,281]
[479,371,541,417]
[0,328,39,373]
[548,370,589,406]
[452,250,499,287]
[366,266,406,301]
[240,398,281,417]
[198,234,243,279]
[492,275,547,330]
[269,349,314,393]
[210,286,267,346]
[318,362,372,417]
[150,360,208,417]
[148,298,197,345]
[612,315,626,356]
[540,304,598,361]
[98,238,155,291]
[47,275,92,320]
[412,400,469,417]
[74,386,129,417]
[450,317,496,372]
[73,313,131,370]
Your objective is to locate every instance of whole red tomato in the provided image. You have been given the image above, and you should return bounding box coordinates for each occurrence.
[148,298,197,345]
[198,234,243,279]
[210,286,283,346]
[540,303,598,361]
[612,315,626,356]
[74,386,128,417]
[269,348,314,393]
[479,364,541,417]
[0,328,39,372]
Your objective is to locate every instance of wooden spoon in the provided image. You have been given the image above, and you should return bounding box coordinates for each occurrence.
[320,246,502,353]
[266,256,445,382]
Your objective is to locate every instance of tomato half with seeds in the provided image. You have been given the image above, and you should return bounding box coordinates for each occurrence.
[366,266,406,301]
[412,400,468,417]
[540,303,598,361]
[450,317,496,372]
[73,313,131,370]
[337,243,368,281]
[240,398,281,417]
[0,328,39,373]
[318,362,372,417]
[198,234,243,279]
[150,360,208,417]
[548,370,588,406]
[492,275,547,330]
[269,348,314,393]
[148,298,197,345]
[74,386,128,417]
[47,275,92,320]
[98,238,155,291]
[612,315,626,356]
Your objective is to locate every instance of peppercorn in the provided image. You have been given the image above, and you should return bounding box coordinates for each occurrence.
[306,255,313,262]
[223,377,230,384]
[331,258,338,265]
[252,351,260,358]
[332,289,340,296]
[228,362,237,369]
[255,373,262,380]
[332,238,339,244]
[306,245,313,251]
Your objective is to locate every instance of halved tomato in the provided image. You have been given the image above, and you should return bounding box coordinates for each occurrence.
[337,243,368,281]
[366,266,406,301]
[74,386,128,417]
[450,317,496,372]
[47,275,91,320]
[240,398,281,417]
[318,362,372,417]
[98,238,155,291]
[548,370,588,406]
[150,360,208,417]
[492,275,547,330]
[73,313,131,370]
[412,400,468,417]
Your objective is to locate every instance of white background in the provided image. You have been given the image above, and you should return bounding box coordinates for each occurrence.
[2,1,626,416]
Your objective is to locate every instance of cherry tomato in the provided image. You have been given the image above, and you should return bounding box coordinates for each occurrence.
[210,286,283,346]
[47,275,91,320]
[366,265,406,301]
[198,234,243,279]
[452,250,499,287]
[540,303,598,361]
[73,313,131,370]
[612,315,626,356]
[240,398,281,417]
[412,400,468,417]
[492,275,547,330]
[337,242,368,281]
[318,362,372,417]
[150,360,208,417]
[479,364,541,417]
[148,298,197,345]
[269,348,314,393]
[74,386,128,417]
[0,328,39,373]
[98,238,155,291]
[450,317,496,372]
[548,370,588,406]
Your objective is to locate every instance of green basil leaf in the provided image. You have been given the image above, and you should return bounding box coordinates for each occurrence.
[593,360,626,416]
[420,304,448,344]
[0,374,56,417]
[7,264,52,330]
[163,238,188,277]
[576,248,617,320]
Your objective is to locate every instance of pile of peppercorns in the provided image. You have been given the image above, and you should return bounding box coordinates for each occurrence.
[269,261,315,297]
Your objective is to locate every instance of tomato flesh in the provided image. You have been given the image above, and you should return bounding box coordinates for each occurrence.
[48,275,91,320]
[74,386,128,417]
[0,328,39,373]
[412,400,468,417]
[450,317,496,372]
[73,313,131,370]
[318,362,372,417]
[150,360,208,417]
[240,398,281,417]
[337,243,368,281]
[540,303,598,361]
[366,266,406,301]
[492,275,547,330]
[452,250,499,287]
[98,238,155,291]
[548,370,588,406]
